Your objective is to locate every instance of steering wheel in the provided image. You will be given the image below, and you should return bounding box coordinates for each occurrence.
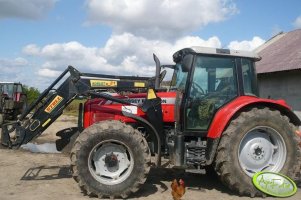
[192,82,205,95]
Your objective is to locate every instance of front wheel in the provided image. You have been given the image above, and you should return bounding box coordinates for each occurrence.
[214,107,301,197]
[70,120,151,199]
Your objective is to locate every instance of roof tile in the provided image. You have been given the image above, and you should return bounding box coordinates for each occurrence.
[256,29,301,74]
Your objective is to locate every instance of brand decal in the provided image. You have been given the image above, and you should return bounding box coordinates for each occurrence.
[45,95,64,113]
[134,82,145,87]
[90,80,117,87]
[252,171,297,197]
[107,97,176,105]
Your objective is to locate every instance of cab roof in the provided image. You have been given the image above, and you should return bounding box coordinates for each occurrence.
[173,46,261,63]
[0,82,15,84]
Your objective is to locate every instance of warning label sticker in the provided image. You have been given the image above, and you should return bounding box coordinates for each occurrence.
[122,106,138,114]
[45,95,63,113]
[90,80,117,87]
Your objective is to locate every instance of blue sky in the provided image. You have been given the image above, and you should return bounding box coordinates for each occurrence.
[199,0,301,42]
[0,0,301,90]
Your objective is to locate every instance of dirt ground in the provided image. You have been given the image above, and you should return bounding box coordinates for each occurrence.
[0,115,301,200]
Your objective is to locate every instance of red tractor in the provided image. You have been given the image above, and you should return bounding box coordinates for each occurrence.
[1,47,301,198]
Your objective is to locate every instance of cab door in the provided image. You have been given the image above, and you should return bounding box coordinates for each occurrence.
[184,55,238,131]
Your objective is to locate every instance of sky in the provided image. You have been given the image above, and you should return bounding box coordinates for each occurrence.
[0,0,301,91]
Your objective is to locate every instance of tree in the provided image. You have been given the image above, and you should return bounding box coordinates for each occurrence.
[23,85,40,104]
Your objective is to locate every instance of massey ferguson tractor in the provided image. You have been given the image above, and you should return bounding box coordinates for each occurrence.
[1,47,301,198]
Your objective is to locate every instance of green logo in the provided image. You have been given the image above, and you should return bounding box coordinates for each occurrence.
[253,171,297,197]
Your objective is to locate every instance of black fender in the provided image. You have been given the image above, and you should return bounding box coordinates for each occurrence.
[122,111,161,166]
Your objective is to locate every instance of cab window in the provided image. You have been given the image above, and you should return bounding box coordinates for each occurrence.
[241,59,258,96]
[186,55,238,130]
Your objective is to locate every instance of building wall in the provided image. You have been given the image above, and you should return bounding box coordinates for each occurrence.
[258,70,301,112]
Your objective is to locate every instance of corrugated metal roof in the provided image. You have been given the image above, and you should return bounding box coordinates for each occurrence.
[256,29,301,74]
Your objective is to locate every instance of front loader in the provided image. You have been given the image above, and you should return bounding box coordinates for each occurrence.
[1,47,301,198]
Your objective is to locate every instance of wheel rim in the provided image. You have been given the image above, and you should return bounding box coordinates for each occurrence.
[88,140,134,185]
[238,126,287,177]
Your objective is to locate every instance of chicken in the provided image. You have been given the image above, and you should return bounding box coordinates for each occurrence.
[171,179,185,200]
[296,130,301,137]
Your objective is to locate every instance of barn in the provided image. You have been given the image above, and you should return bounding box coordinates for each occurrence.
[255,29,301,117]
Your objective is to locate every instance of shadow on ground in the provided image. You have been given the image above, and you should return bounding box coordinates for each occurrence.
[20,165,233,197]
[21,164,301,198]
[21,165,71,181]
[133,167,235,198]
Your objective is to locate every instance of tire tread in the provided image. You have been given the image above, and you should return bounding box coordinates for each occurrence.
[70,120,151,199]
[214,107,301,197]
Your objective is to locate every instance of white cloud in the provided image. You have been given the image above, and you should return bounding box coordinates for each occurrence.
[0,57,59,90]
[101,33,221,66]
[22,44,40,55]
[0,0,56,20]
[0,57,29,83]
[0,57,28,69]
[13,34,268,90]
[85,0,237,39]
[37,68,62,78]
[227,36,265,51]
[23,33,222,82]
[11,34,267,90]
[174,36,222,51]
[293,16,301,29]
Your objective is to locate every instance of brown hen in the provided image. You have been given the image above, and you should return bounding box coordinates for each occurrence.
[171,179,185,200]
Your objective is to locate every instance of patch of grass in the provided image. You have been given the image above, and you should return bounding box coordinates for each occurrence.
[63,99,86,116]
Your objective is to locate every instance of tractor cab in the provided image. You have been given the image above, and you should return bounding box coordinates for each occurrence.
[0,82,24,101]
[0,82,27,125]
[170,47,260,132]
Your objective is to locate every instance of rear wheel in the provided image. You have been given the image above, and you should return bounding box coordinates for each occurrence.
[215,107,301,197]
[70,120,151,199]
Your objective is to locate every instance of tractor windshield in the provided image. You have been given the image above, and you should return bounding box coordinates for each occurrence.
[0,83,14,98]
[170,63,188,91]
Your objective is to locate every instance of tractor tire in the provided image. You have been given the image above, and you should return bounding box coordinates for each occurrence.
[70,120,151,199]
[214,107,301,197]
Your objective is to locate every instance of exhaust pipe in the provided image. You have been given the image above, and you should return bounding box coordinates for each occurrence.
[153,54,161,90]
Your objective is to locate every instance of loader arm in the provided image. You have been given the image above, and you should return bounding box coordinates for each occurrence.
[1,66,163,149]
